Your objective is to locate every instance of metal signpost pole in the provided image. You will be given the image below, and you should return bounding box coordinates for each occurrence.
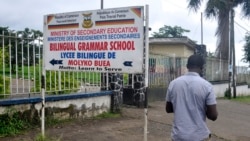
[41,17,46,137]
[144,5,149,141]
[41,54,45,137]
[41,73,45,137]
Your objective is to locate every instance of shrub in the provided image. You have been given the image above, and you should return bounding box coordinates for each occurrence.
[0,75,10,98]
[0,108,30,136]
[224,88,231,99]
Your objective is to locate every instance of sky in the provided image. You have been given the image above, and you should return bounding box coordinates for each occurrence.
[1,0,249,66]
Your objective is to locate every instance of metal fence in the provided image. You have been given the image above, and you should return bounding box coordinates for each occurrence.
[0,32,139,99]
[148,54,188,88]
[0,33,108,99]
[236,66,250,84]
[0,32,43,98]
[206,57,229,81]
[206,57,250,83]
[148,54,250,87]
[1,33,250,99]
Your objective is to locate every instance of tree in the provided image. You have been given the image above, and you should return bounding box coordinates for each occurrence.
[187,0,250,60]
[0,27,15,47]
[0,27,12,67]
[0,47,10,67]
[0,27,10,36]
[151,25,190,38]
[242,32,250,65]
[12,28,43,66]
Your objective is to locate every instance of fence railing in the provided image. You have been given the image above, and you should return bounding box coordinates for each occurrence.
[0,31,135,99]
[0,32,43,98]
[206,57,229,81]
[1,33,250,99]
[206,57,250,83]
[148,54,188,88]
[148,54,250,87]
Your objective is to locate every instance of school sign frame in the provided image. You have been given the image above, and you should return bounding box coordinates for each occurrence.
[43,6,145,73]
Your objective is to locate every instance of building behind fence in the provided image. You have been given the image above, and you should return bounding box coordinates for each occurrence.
[1,33,250,99]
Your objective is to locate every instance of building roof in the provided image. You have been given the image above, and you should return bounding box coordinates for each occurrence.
[149,37,197,49]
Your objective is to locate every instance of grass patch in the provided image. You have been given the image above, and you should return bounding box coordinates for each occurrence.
[93,112,121,120]
[0,65,40,79]
[35,134,62,141]
[231,95,250,104]
[0,111,31,137]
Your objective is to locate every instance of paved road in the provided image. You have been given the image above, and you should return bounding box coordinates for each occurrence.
[207,99,250,141]
[0,99,249,141]
[148,99,250,141]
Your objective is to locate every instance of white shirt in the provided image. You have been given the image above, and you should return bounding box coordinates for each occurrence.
[166,72,217,141]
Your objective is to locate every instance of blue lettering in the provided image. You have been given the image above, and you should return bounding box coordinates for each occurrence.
[61,52,75,58]
[108,52,116,59]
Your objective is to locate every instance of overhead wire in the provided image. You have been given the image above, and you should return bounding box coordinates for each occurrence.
[234,21,245,43]
[234,21,249,33]
[233,9,250,33]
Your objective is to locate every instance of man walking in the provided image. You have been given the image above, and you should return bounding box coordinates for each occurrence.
[166,54,218,141]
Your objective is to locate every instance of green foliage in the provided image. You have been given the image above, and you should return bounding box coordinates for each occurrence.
[0,65,40,79]
[32,71,80,94]
[35,134,46,141]
[242,33,250,64]
[224,88,231,99]
[152,25,190,38]
[0,108,30,136]
[1,26,43,68]
[0,46,10,67]
[0,75,10,98]
[35,134,61,141]
[231,95,250,104]
[94,112,120,120]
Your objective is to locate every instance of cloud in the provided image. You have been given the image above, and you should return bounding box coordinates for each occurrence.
[0,0,248,66]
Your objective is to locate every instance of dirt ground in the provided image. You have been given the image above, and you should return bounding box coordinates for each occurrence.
[0,101,226,141]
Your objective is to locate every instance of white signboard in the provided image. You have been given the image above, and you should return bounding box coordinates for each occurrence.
[43,6,144,73]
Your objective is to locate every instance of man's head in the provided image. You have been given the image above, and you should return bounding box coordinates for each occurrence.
[186,54,204,75]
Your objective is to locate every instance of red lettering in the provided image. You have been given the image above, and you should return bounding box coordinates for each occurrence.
[68,60,92,66]
[78,42,108,51]
[109,41,135,50]
[94,60,110,67]
[50,43,57,51]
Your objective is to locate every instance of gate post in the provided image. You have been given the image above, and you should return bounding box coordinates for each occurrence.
[103,73,123,113]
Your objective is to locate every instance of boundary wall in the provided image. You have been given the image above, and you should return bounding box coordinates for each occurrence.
[0,91,113,120]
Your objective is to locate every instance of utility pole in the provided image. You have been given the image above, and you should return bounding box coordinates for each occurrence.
[230,9,236,98]
[201,12,203,45]
[101,0,103,9]
[228,8,233,99]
